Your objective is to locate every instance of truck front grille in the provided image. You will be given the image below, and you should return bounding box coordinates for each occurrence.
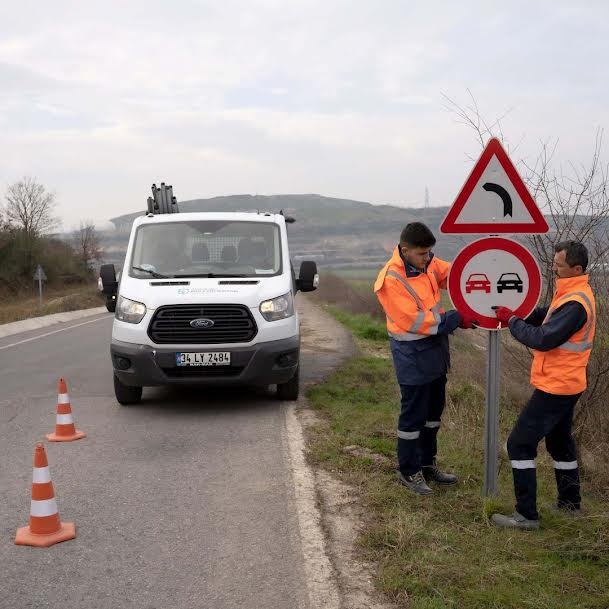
[148,304,257,344]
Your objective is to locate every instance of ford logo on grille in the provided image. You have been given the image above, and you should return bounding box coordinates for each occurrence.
[190,318,215,328]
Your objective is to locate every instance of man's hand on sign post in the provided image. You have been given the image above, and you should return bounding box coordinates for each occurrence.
[492,306,515,327]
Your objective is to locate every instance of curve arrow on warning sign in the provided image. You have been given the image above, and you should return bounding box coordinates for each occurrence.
[483,182,512,217]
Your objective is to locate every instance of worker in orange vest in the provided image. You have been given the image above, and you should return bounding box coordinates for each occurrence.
[374,222,475,495]
[492,240,595,529]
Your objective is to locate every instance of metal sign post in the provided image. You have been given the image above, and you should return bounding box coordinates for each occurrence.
[33,265,47,308]
[484,330,501,495]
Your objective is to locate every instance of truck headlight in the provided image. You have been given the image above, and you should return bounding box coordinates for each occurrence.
[116,295,147,324]
[260,292,294,321]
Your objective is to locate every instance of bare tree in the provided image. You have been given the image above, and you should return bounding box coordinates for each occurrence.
[4,176,58,238]
[3,177,59,273]
[72,221,103,275]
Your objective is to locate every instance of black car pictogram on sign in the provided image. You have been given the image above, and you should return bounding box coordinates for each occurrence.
[496,272,523,293]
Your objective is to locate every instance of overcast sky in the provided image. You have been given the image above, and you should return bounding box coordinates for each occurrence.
[1,1,608,230]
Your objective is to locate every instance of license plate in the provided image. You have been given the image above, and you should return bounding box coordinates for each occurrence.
[175,352,231,366]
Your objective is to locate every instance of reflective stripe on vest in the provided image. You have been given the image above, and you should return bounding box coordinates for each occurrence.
[544,291,595,352]
[386,270,441,340]
[387,270,423,308]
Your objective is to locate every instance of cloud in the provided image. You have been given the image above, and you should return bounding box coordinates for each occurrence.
[0,1,608,226]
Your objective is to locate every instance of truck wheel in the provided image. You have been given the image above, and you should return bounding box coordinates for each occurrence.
[106,297,116,313]
[113,374,142,405]
[277,366,299,401]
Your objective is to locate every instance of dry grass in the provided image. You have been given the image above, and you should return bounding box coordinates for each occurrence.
[311,271,384,318]
[306,343,609,608]
[0,284,103,324]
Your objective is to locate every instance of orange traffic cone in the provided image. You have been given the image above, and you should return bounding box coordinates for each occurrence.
[15,443,76,547]
[46,377,85,442]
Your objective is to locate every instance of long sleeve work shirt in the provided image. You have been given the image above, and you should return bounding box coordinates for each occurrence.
[508,302,587,351]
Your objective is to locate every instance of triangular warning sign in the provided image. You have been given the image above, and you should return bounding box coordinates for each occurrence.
[440,138,549,234]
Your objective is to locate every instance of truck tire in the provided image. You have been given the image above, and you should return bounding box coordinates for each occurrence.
[113,374,142,405]
[277,366,299,401]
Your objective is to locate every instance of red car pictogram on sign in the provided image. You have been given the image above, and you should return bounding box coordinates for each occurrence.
[465,273,491,294]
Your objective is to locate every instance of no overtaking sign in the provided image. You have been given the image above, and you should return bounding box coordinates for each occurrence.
[448,237,542,331]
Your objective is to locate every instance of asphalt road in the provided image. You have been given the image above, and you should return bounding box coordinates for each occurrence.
[0,299,353,609]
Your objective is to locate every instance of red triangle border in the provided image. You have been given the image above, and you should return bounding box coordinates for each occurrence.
[440,138,549,234]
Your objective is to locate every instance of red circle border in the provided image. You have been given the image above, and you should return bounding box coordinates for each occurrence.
[448,237,542,330]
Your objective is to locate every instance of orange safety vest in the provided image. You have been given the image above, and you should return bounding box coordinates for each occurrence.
[531,275,595,395]
[374,247,450,341]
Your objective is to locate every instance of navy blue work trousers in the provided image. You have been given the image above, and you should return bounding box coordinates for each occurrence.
[397,375,447,476]
[507,389,582,520]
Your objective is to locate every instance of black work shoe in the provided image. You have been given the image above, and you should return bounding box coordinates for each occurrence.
[398,470,433,495]
[552,503,583,517]
[422,465,458,486]
[491,511,540,530]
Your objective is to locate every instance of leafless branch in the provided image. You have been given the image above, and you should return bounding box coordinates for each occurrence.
[72,221,103,273]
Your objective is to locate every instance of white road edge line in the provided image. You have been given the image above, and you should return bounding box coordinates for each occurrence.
[0,316,109,351]
[283,402,341,609]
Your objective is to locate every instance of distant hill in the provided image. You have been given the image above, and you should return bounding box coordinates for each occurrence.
[110,193,423,233]
[105,194,472,270]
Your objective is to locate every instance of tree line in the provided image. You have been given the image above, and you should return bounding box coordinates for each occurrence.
[0,177,103,296]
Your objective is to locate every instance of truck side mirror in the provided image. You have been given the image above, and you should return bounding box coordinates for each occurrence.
[296,261,319,293]
[99,264,118,296]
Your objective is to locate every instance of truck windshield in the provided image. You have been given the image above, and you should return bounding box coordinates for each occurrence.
[129,220,282,278]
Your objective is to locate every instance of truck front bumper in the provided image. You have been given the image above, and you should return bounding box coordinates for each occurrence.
[111,336,300,387]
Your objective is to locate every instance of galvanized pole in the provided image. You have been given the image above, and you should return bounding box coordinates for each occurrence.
[483,330,501,495]
[38,276,43,308]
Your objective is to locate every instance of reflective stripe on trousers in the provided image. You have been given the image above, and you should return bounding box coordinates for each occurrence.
[397,376,446,476]
[507,389,582,520]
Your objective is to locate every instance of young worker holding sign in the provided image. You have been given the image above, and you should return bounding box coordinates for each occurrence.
[374,222,476,495]
[492,241,595,529]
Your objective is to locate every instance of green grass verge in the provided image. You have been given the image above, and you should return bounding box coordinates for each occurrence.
[323,305,387,341]
[306,308,609,609]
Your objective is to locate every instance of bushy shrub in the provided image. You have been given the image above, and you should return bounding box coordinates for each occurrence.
[0,229,92,298]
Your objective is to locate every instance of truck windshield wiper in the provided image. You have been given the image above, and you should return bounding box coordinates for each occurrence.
[173,273,248,278]
[131,266,172,279]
